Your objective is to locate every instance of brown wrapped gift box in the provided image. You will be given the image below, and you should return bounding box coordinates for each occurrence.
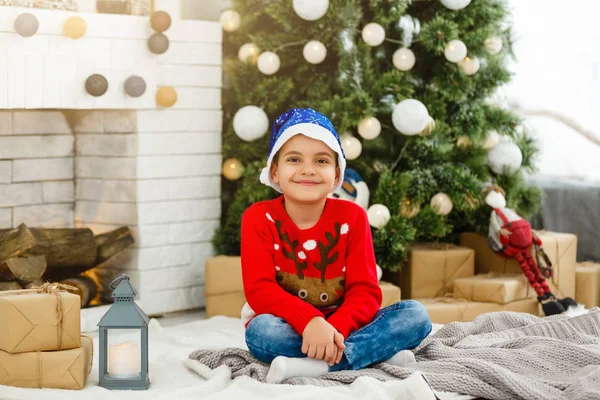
[417,297,539,324]
[575,262,600,309]
[453,273,534,304]
[205,256,402,317]
[384,243,474,299]
[380,281,401,308]
[0,290,81,354]
[460,231,577,298]
[0,335,93,390]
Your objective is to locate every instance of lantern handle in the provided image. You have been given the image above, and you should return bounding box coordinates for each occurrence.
[110,273,130,289]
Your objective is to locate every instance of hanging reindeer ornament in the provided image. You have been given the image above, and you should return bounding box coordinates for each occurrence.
[484,185,578,316]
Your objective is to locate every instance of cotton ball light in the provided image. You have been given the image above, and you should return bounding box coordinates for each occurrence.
[63,16,87,39]
[392,47,416,71]
[222,158,244,180]
[439,0,472,10]
[124,75,146,98]
[400,199,420,218]
[340,134,362,160]
[238,43,260,64]
[357,116,381,140]
[219,9,241,32]
[482,130,500,150]
[458,56,480,75]
[367,204,391,229]
[303,40,327,64]
[488,142,523,175]
[156,86,177,107]
[148,33,169,54]
[233,105,269,142]
[150,11,171,32]
[392,99,430,136]
[257,51,281,75]
[362,23,385,47]
[14,13,39,37]
[293,0,329,21]
[430,192,453,216]
[444,39,467,63]
[456,136,470,148]
[484,36,503,55]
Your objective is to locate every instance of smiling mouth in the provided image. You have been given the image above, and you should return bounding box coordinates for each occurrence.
[295,181,321,186]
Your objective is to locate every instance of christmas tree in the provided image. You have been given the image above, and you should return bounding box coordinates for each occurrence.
[214,0,541,271]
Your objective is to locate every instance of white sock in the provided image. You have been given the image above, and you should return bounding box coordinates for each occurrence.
[266,356,329,384]
[385,349,416,367]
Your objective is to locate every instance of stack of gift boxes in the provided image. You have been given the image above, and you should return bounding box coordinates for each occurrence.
[204,230,599,324]
[0,288,93,389]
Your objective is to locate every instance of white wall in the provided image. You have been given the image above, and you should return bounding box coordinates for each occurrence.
[504,0,600,181]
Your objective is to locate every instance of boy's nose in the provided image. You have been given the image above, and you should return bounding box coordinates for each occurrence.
[300,164,316,175]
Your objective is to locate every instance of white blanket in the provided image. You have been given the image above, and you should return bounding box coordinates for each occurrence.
[0,316,468,400]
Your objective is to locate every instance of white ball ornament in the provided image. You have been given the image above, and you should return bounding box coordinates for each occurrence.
[367,204,391,229]
[482,130,500,150]
[222,158,244,180]
[357,117,381,140]
[488,142,523,175]
[484,36,503,55]
[219,10,241,32]
[362,23,385,47]
[233,105,269,142]
[238,43,259,64]
[303,40,327,64]
[430,192,453,216]
[340,134,362,160]
[293,0,329,21]
[392,99,430,136]
[393,47,416,71]
[440,0,472,10]
[458,56,480,75]
[257,51,281,75]
[444,39,467,63]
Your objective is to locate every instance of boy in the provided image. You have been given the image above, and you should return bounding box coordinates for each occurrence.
[241,108,432,384]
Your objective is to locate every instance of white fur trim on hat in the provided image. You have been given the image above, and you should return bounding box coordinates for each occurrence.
[260,123,346,194]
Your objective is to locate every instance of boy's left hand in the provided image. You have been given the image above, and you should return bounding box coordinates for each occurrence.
[331,331,345,366]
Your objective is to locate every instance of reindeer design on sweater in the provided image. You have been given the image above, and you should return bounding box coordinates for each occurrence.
[274,220,346,309]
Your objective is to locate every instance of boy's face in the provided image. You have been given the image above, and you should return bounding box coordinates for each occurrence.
[271,134,340,203]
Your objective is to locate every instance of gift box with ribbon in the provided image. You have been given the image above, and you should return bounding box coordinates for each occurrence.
[0,335,92,390]
[383,243,475,299]
[0,283,81,354]
[453,273,535,305]
[460,231,577,298]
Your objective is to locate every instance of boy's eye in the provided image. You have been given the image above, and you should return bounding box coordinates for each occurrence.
[287,157,300,163]
[316,159,329,164]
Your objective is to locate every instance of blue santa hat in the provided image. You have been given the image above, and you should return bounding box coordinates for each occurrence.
[259,108,346,193]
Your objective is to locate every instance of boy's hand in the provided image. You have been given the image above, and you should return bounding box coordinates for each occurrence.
[301,317,337,363]
[333,331,346,366]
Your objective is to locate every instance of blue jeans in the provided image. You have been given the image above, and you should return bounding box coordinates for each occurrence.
[245,300,432,371]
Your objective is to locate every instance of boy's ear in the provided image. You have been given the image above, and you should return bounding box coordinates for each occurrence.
[270,162,279,184]
[334,166,341,187]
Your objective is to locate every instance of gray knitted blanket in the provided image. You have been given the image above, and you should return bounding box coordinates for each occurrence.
[189,309,600,400]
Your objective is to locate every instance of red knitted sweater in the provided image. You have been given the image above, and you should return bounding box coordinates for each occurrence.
[241,196,382,338]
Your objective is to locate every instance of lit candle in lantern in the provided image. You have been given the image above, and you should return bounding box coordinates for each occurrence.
[109,342,140,378]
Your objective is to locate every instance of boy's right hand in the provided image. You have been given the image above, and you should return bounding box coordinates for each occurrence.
[301,317,345,366]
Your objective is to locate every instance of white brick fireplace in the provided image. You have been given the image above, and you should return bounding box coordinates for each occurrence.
[0,6,222,315]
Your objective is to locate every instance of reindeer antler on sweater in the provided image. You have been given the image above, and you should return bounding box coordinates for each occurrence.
[314,222,341,283]
[275,220,308,279]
